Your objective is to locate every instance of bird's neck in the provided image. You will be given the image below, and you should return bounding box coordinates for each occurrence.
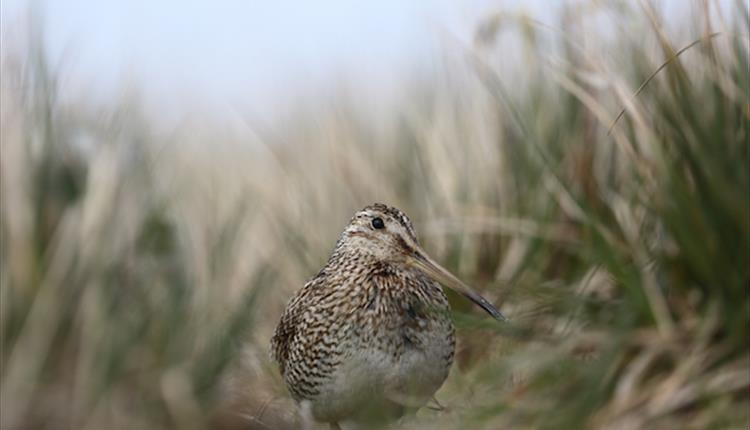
[324,247,397,275]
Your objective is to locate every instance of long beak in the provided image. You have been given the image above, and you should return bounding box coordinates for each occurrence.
[407,248,508,322]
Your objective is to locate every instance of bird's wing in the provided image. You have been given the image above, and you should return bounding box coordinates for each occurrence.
[270,277,320,375]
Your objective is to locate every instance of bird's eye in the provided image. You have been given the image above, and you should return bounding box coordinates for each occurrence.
[371,217,385,229]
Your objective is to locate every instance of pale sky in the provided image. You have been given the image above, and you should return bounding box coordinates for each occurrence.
[2,1,504,115]
[0,0,725,122]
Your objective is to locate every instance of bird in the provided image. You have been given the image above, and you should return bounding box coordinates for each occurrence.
[270,203,506,429]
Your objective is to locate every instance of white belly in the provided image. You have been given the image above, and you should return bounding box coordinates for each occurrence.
[309,333,452,423]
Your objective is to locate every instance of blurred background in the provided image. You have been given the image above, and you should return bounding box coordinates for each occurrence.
[1,1,748,429]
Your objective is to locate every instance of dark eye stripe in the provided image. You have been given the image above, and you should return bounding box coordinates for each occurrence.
[359,204,418,240]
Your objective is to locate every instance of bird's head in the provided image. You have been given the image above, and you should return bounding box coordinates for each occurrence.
[337,203,507,321]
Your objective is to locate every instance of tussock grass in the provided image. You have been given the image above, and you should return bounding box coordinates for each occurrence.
[1,1,748,429]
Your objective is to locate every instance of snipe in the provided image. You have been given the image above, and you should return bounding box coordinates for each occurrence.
[271,203,506,428]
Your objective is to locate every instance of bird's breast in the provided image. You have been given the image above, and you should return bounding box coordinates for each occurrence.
[338,276,456,406]
[288,270,456,422]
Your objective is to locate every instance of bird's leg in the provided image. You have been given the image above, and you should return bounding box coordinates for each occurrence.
[425,395,446,412]
[329,423,342,430]
[299,401,316,430]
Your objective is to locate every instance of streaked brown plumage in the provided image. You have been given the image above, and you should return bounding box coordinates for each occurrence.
[270,203,505,428]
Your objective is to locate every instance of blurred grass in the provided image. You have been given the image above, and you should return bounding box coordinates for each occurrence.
[1,1,749,429]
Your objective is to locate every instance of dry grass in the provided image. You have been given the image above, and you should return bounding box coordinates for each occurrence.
[1,1,749,429]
